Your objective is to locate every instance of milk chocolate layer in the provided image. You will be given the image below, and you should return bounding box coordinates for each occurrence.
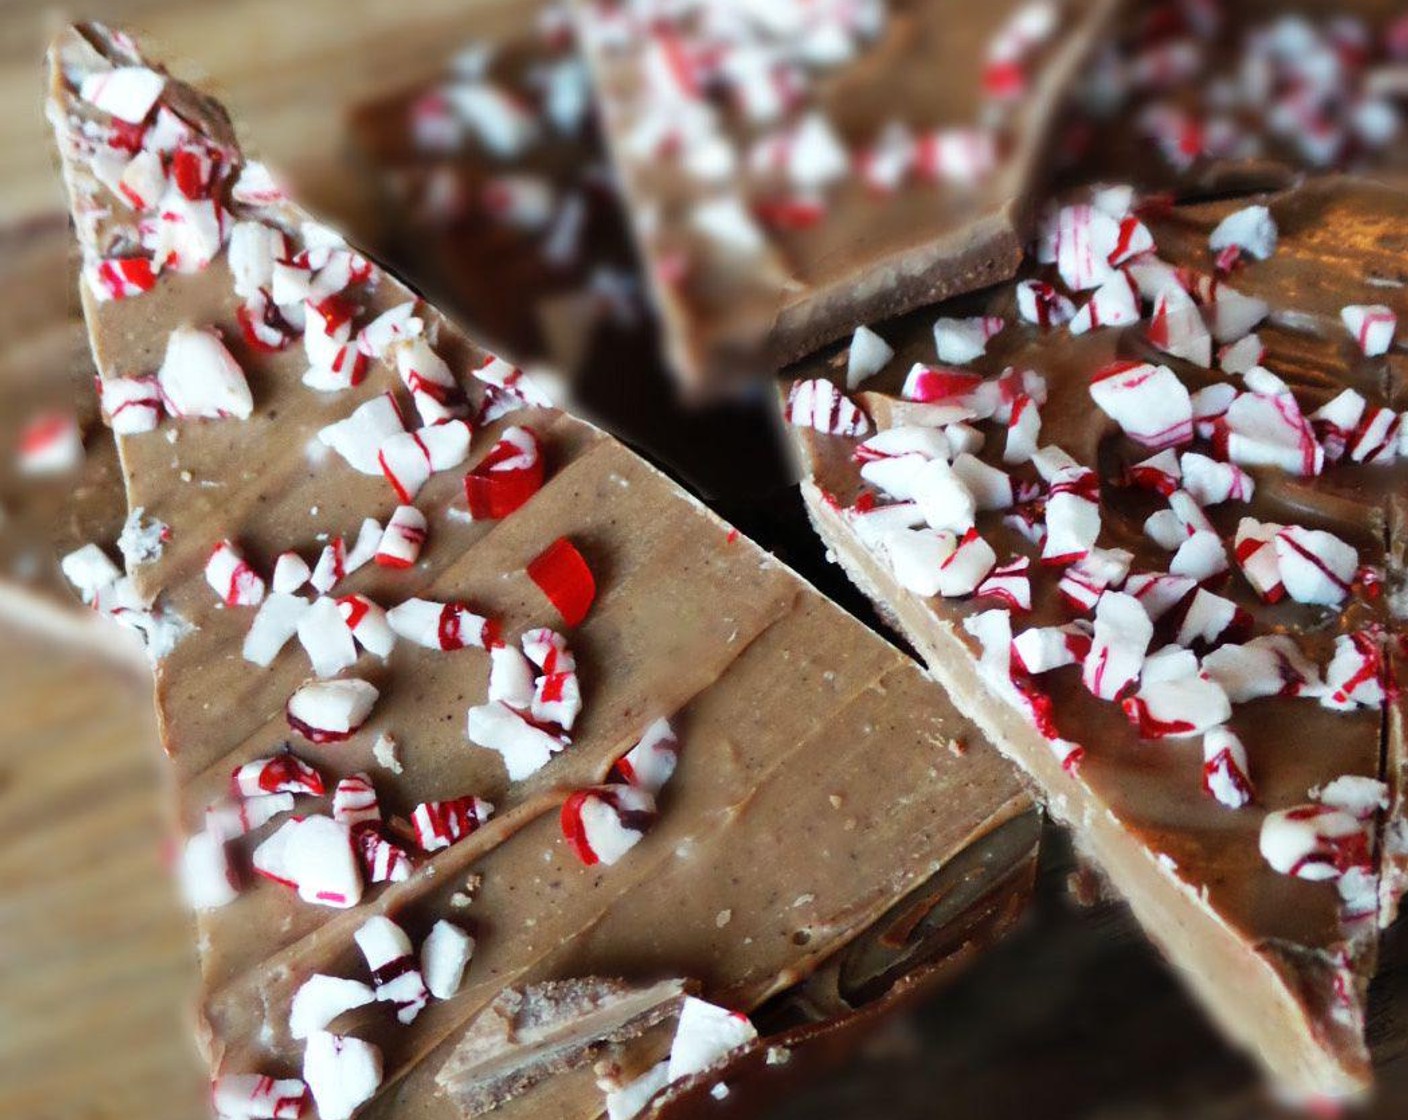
[49,24,1036,1120]
[781,176,1408,1098]
[573,0,1120,396]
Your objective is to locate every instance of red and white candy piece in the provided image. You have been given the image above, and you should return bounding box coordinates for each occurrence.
[527,537,596,628]
[666,998,758,1083]
[531,668,582,730]
[79,65,165,123]
[1202,727,1254,809]
[560,784,657,867]
[522,628,575,674]
[1340,304,1397,357]
[354,915,429,1024]
[205,793,294,842]
[233,754,324,798]
[1232,518,1283,602]
[411,795,494,852]
[1052,204,1119,292]
[1260,805,1371,881]
[228,221,286,299]
[85,256,158,302]
[1082,592,1153,701]
[394,338,461,425]
[845,325,894,389]
[1042,466,1101,565]
[286,678,379,743]
[1147,283,1212,367]
[932,316,1004,365]
[356,825,413,884]
[17,412,82,475]
[467,702,569,780]
[1012,624,1091,675]
[473,354,554,410]
[98,375,163,434]
[1122,674,1231,739]
[1272,525,1357,606]
[1003,394,1041,465]
[379,420,472,503]
[976,555,1032,612]
[374,506,428,569]
[1347,406,1401,465]
[1220,382,1323,477]
[784,379,869,437]
[254,816,363,909]
[1015,280,1075,329]
[1069,271,1140,336]
[1180,452,1254,506]
[336,595,396,659]
[206,540,265,607]
[318,393,405,475]
[613,718,679,793]
[1089,361,1193,449]
[332,773,381,827]
[464,426,545,520]
[302,1032,382,1120]
[1202,634,1322,702]
[179,830,239,911]
[1057,547,1132,613]
[158,326,253,420]
[488,645,537,710]
[211,1074,308,1120]
[1321,632,1385,711]
[1208,205,1277,261]
[289,974,375,1041]
[386,598,497,651]
[1127,448,1181,496]
[422,919,475,1000]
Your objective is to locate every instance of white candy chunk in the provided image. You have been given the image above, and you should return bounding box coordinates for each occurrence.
[1147,283,1212,366]
[297,597,358,678]
[1272,526,1357,606]
[1316,776,1389,820]
[1202,634,1321,702]
[467,701,567,780]
[179,831,238,910]
[287,679,379,743]
[289,975,375,1040]
[782,112,850,188]
[1082,592,1153,701]
[1056,547,1132,611]
[158,326,253,420]
[336,595,395,658]
[331,773,380,827]
[667,999,758,1083]
[422,920,475,1000]
[692,195,766,256]
[1012,624,1090,674]
[932,316,1003,364]
[1260,806,1369,882]
[1054,204,1118,291]
[1003,394,1041,465]
[355,915,429,1024]
[272,552,312,595]
[228,221,284,299]
[1208,205,1277,260]
[1144,509,1187,551]
[1340,304,1397,356]
[243,593,311,668]
[912,459,977,532]
[205,793,294,842]
[1015,280,1075,327]
[605,1061,670,1120]
[99,375,163,433]
[522,628,575,672]
[1170,530,1227,581]
[880,528,952,598]
[1140,646,1199,684]
[857,427,950,500]
[616,718,679,793]
[206,540,266,607]
[1089,361,1192,448]
[1176,588,1243,648]
[1202,727,1254,809]
[375,506,427,569]
[211,1073,308,1119]
[61,543,121,603]
[1123,572,1196,621]
[1069,272,1140,335]
[1030,444,1079,482]
[302,1032,383,1120]
[448,82,540,157]
[1219,334,1264,374]
[948,453,1013,510]
[845,325,894,389]
[488,646,536,710]
[319,394,405,475]
[1043,467,1101,563]
[1124,674,1231,739]
[288,816,363,908]
[357,302,424,359]
[1206,286,1269,344]
[936,530,997,597]
[79,66,164,122]
[1180,452,1253,506]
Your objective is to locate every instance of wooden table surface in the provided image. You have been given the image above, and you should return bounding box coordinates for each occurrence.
[2,3,1406,1119]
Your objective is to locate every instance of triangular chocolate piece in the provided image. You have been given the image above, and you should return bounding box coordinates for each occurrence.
[571,0,1121,394]
[781,176,1408,1099]
[48,23,1035,1120]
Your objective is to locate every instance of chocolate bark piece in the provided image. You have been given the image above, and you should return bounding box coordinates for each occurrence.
[346,4,793,504]
[47,23,1037,1120]
[0,216,140,662]
[571,0,1120,396]
[779,176,1408,1099]
[1057,0,1408,198]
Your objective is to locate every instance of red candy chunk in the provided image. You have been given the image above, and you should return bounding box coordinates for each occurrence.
[527,537,596,628]
[464,426,545,519]
[232,754,325,798]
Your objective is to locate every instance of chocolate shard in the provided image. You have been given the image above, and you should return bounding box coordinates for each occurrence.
[437,977,694,1116]
[570,0,1121,396]
[779,176,1408,1100]
[47,22,1036,1120]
